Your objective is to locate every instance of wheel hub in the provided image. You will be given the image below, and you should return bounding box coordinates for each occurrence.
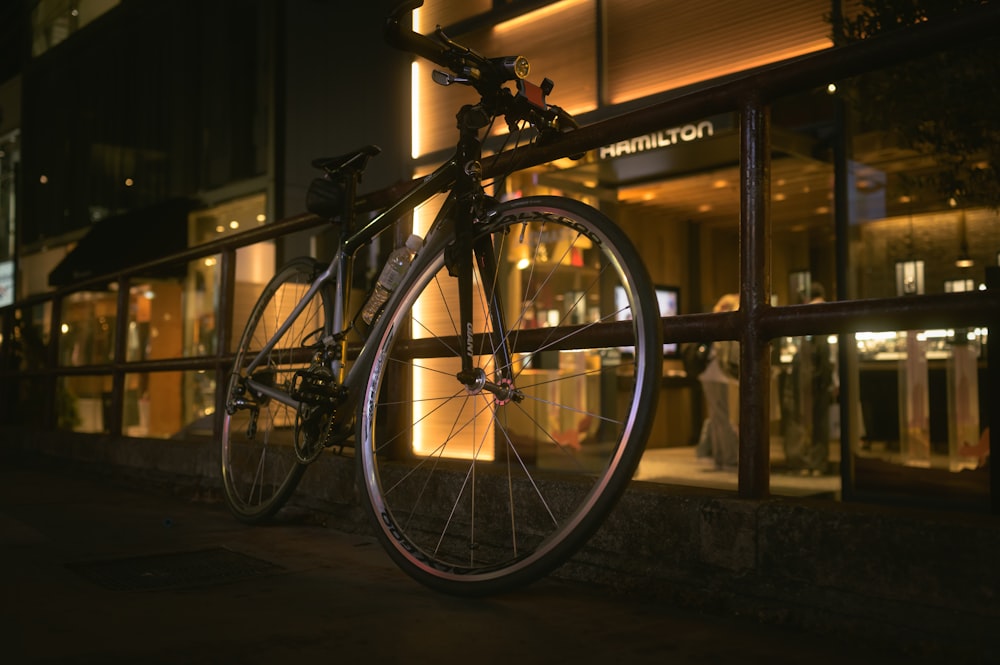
[458,368,523,404]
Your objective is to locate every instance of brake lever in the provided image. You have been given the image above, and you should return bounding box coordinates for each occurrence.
[432,69,471,86]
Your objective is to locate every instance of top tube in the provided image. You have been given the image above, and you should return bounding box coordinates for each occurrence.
[343,158,459,257]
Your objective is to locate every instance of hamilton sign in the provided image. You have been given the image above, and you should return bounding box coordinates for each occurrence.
[598,120,716,160]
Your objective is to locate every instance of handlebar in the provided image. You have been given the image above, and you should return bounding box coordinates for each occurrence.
[384,1,451,70]
[385,0,578,144]
[386,1,528,85]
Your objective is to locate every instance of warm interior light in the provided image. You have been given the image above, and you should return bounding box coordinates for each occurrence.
[610,40,830,104]
[956,210,973,268]
[494,0,586,33]
[410,190,494,461]
[411,60,421,159]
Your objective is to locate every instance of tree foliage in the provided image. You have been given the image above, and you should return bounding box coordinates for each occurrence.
[834,0,999,207]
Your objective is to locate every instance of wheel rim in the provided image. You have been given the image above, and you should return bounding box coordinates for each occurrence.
[222,260,326,520]
[359,201,660,588]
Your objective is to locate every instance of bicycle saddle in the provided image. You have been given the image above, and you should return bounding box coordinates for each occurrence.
[311,145,382,176]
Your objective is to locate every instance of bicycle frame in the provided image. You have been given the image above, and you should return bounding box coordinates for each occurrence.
[238,103,504,419]
[222,0,665,592]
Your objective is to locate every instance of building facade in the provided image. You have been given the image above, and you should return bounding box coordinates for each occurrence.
[0,0,996,512]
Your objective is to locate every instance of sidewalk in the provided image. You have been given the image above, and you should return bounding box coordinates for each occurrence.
[0,458,934,665]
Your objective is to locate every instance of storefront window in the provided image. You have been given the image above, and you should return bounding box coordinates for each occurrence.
[13,302,51,371]
[6,304,52,427]
[125,280,183,362]
[31,0,120,56]
[122,370,214,439]
[58,290,117,367]
[0,129,18,268]
[184,256,221,358]
[186,193,271,354]
[57,374,111,433]
[849,327,990,506]
[769,333,843,498]
[229,241,277,353]
[834,2,997,505]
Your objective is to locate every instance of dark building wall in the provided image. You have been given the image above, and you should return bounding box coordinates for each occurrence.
[278,0,412,222]
[19,0,272,247]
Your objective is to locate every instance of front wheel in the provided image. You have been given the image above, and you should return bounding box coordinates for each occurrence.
[221,257,330,523]
[357,196,662,595]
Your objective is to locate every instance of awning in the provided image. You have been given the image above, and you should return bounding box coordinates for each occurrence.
[48,198,199,288]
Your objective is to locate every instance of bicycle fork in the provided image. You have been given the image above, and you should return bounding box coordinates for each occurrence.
[450,102,523,405]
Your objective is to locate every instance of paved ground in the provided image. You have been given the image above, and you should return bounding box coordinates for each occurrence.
[0,459,939,665]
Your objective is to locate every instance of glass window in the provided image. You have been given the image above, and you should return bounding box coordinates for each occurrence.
[125,280,184,362]
[184,256,221,358]
[58,290,117,367]
[57,374,112,433]
[769,333,844,497]
[834,4,997,506]
[230,241,277,353]
[189,193,268,247]
[13,302,51,371]
[0,129,18,265]
[24,3,271,245]
[847,327,990,506]
[0,260,13,309]
[123,370,216,439]
[32,0,121,56]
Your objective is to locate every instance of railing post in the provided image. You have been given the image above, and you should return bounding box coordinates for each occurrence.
[987,266,1000,516]
[213,246,238,438]
[109,276,130,437]
[738,91,771,499]
[45,296,63,430]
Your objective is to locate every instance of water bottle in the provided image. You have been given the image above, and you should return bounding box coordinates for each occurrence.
[361,234,423,325]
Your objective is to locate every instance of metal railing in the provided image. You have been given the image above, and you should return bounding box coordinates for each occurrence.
[3,4,999,512]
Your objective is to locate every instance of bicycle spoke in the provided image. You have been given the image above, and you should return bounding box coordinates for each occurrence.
[359,198,661,594]
[221,258,323,523]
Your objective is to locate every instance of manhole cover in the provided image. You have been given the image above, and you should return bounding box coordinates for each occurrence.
[68,547,283,591]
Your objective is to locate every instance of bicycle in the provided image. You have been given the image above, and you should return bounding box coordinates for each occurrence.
[221,0,662,596]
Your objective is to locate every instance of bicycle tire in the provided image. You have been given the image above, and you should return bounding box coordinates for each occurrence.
[221,257,330,523]
[357,196,662,595]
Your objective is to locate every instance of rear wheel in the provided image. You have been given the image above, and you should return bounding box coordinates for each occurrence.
[357,196,662,595]
[221,257,330,523]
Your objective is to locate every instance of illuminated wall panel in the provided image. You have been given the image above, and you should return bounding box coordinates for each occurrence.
[605,0,832,104]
